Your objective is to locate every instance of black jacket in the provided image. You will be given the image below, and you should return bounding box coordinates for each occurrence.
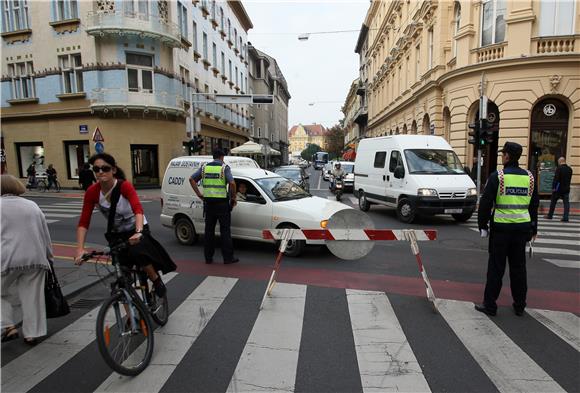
[552,164,572,194]
[478,161,539,235]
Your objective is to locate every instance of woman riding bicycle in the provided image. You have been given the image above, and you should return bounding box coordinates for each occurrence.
[74,153,175,296]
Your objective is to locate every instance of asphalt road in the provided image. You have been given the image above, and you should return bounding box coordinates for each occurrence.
[2,167,578,393]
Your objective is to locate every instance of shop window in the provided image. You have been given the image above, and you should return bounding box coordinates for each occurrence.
[64,141,89,179]
[131,145,159,186]
[15,142,44,178]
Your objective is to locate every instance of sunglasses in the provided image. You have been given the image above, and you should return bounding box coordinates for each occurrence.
[92,165,113,173]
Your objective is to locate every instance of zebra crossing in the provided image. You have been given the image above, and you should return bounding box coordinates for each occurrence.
[461,214,580,269]
[36,199,152,224]
[326,195,359,205]
[2,273,578,393]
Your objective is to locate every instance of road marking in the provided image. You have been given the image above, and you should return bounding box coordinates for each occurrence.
[349,196,358,205]
[46,219,59,224]
[437,299,565,393]
[38,208,81,213]
[537,232,580,238]
[542,259,580,269]
[347,290,430,393]
[227,283,306,393]
[1,272,178,393]
[42,213,79,218]
[317,170,322,190]
[465,222,580,230]
[532,247,579,256]
[534,238,580,246]
[96,276,237,393]
[526,309,580,352]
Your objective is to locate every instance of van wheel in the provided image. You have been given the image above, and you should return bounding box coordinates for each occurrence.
[397,198,416,223]
[452,212,473,222]
[175,217,197,245]
[358,191,370,212]
[276,224,305,257]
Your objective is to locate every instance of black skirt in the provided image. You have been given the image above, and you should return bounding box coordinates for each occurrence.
[105,225,177,274]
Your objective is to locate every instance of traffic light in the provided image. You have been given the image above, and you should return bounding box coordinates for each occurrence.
[195,135,204,152]
[468,122,480,147]
[185,139,197,155]
[480,119,494,144]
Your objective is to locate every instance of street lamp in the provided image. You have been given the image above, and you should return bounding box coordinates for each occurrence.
[308,101,343,106]
[297,29,362,41]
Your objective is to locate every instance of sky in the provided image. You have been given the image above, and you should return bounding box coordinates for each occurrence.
[243,0,370,130]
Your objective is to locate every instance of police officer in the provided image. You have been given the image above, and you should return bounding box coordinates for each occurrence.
[476,142,539,316]
[189,148,239,264]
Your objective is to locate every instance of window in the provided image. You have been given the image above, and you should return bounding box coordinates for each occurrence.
[428,28,433,69]
[15,142,44,178]
[405,56,409,89]
[8,61,35,99]
[177,2,187,38]
[397,65,401,94]
[2,0,30,32]
[59,53,83,94]
[179,66,189,99]
[124,0,148,17]
[539,0,575,36]
[453,2,461,56]
[202,32,208,59]
[227,18,231,40]
[212,42,217,66]
[64,141,89,179]
[131,145,159,186]
[126,53,153,93]
[228,59,232,80]
[258,127,261,138]
[389,150,402,172]
[234,28,238,48]
[481,0,506,46]
[415,45,421,81]
[192,21,198,51]
[55,0,78,21]
[210,0,216,20]
[219,6,224,30]
[221,51,225,73]
[373,151,386,168]
[256,60,261,78]
[235,66,238,85]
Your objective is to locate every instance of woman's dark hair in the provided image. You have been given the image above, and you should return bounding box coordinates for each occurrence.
[83,163,90,170]
[88,153,126,180]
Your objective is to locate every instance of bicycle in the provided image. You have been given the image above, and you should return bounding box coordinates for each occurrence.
[39,177,61,193]
[80,240,169,375]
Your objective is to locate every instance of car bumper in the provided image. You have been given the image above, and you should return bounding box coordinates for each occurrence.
[409,195,477,214]
[160,213,173,228]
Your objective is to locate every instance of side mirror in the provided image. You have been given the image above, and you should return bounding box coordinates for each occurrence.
[246,194,267,204]
[394,166,405,179]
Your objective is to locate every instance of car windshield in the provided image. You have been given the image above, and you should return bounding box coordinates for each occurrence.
[275,169,301,181]
[255,176,310,201]
[341,164,354,173]
[404,149,465,174]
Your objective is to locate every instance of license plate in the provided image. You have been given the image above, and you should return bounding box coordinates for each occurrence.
[445,209,463,214]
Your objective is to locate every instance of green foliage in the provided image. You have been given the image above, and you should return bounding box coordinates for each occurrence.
[300,143,322,160]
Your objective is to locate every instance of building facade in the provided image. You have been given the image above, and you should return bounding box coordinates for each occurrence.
[288,123,328,156]
[342,78,361,146]
[1,0,252,188]
[360,0,579,199]
[248,44,291,165]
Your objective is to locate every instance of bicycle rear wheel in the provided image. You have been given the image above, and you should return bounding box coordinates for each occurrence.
[149,289,169,326]
[37,180,47,192]
[96,292,154,376]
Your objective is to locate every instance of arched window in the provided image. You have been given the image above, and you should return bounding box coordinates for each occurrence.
[402,124,408,135]
[422,114,430,135]
[453,2,461,57]
[411,120,418,134]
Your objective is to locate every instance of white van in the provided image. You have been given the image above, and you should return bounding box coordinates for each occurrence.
[161,155,350,256]
[354,135,477,223]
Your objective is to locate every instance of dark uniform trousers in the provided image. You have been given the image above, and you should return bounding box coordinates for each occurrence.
[484,230,528,312]
[204,200,234,262]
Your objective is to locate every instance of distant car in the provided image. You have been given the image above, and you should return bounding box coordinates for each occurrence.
[322,162,334,181]
[274,165,310,192]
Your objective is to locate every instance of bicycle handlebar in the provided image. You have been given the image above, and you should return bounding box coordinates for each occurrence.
[80,240,128,262]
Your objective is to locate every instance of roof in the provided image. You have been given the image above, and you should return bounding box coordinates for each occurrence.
[355,24,369,54]
[288,124,328,138]
[227,1,253,32]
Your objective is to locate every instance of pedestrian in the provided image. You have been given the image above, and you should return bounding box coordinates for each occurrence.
[46,164,57,190]
[1,174,52,345]
[78,163,97,191]
[189,148,239,264]
[237,182,248,201]
[545,157,572,222]
[26,161,36,189]
[476,142,539,317]
[74,153,175,296]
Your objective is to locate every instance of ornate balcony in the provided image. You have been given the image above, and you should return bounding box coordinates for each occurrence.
[90,88,186,116]
[85,11,181,48]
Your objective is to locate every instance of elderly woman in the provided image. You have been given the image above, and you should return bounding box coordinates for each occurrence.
[1,174,52,345]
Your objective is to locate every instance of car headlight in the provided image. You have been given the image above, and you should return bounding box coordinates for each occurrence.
[320,220,328,228]
[417,188,438,196]
[468,188,477,196]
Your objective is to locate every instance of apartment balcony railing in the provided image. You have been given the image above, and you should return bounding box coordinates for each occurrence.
[354,104,368,126]
[193,94,250,131]
[474,42,506,63]
[85,11,182,48]
[90,88,185,115]
[532,35,577,55]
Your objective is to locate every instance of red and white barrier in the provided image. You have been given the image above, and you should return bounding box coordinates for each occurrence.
[259,228,439,311]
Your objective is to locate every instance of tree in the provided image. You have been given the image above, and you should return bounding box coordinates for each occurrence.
[325,123,345,159]
[300,143,322,161]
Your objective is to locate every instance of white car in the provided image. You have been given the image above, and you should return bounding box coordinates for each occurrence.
[161,156,350,256]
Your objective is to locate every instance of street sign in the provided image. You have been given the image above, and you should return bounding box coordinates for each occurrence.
[92,127,104,142]
[79,125,89,134]
[480,95,488,120]
[429,123,435,135]
[325,209,375,260]
[94,142,104,153]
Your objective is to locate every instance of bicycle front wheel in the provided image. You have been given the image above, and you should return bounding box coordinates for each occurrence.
[96,292,154,376]
[37,180,47,192]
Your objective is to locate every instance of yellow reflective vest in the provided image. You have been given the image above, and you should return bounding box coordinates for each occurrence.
[493,169,534,224]
[202,164,227,199]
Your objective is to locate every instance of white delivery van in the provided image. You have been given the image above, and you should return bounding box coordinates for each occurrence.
[161,155,350,256]
[354,135,477,223]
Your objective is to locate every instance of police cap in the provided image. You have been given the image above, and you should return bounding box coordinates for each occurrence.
[498,142,522,160]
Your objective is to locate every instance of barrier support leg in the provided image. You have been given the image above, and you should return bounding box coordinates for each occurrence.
[405,230,438,312]
[259,229,290,310]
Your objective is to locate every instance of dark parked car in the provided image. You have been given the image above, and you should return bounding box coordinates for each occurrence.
[274,165,310,192]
